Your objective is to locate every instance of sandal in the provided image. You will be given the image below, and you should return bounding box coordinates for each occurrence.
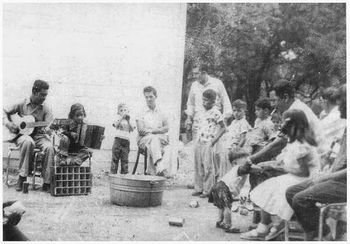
[240,229,268,240]
[216,221,230,230]
[264,224,285,241]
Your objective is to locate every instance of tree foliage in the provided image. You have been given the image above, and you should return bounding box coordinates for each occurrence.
[182,3,346,124]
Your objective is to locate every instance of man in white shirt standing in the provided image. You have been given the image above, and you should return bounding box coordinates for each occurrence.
[185,63,233,141]
[136,86,169,176]
[185,63,233,188]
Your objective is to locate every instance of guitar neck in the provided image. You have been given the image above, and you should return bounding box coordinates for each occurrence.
[25,121,51,128]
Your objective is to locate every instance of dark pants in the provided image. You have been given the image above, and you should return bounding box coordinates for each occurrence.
[286,179,347,233]
[249,167,286,191]
[59,135,91,165]
[3,225,29,241]
[111,137,130,174]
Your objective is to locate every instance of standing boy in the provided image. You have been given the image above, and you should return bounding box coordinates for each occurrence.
[111,103,134,174]
[192,89,226,198]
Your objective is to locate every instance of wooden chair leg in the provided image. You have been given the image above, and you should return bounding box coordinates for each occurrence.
[132,151,140,175]
[284,220,289,241]
[319,207,327,241]
[144,150,147,174]
[5,149,13,187]
[32,152,39,190]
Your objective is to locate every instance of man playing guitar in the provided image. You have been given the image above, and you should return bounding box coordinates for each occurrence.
[3,80,54,193]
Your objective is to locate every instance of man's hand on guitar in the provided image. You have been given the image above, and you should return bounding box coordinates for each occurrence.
[6,122,19,134]
[45,129,53,137]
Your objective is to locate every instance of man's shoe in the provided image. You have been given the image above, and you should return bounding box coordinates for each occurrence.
[199,193,209,198]
[15,176,27,192]
[156,171,165,177]
[191,191,202,196]
[42,183,51,193]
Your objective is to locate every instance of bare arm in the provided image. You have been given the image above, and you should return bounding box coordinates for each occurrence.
[149,116,169,134]
[218,81,233,119]
[250,136,288,164]
[3,104,21,132]
[185,85,195,129]
[211,121,226,146]
[238,132,247,147]
[112,115,123,128]
[127,119,134,132]
[136,119,146,136]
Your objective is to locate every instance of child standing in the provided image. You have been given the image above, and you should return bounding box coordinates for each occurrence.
[58,103,92,166]
[192,89,226,198]
[111,103,134,174]
[209,164,248,232]
[217,100,252,180]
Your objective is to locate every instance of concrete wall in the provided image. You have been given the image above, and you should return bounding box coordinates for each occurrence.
[3,3,187,151]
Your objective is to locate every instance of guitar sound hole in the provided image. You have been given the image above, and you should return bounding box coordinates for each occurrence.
[20,122,27,130]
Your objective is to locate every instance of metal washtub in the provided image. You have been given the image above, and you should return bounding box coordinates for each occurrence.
[109,174,166,207]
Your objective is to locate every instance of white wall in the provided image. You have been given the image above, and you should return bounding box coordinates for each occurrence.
[3,3,187,150]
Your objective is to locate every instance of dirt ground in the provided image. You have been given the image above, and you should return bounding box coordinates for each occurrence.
[3,147,253,241]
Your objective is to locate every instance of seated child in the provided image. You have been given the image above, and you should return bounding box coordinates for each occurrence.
[217,100,251,180]
[192,89,226,198]
[271,110,282,137]
[111,103,134,174]
[57,103,92,166]
[243,98,275,154]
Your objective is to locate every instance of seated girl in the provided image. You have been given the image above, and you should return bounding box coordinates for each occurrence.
[240,109,321,241]
[57,103,92,166]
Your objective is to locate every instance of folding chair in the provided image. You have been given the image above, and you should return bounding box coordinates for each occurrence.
[4,146,44,189]
[317,202,347,241]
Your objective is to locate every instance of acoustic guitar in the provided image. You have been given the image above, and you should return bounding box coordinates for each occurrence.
[3,114,52,142]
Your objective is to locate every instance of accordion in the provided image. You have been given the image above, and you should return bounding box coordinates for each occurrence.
[52,119,105,149]
[79,124,105,150]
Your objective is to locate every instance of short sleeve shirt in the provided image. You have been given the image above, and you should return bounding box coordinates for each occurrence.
[330,129,347,173]
[3,98,53,135]
[277,140,320,177]
[224,117,251,148]
[137,106,167,130]
[114,114,134,140]
[245,117,275,148]
[198,107,223,144]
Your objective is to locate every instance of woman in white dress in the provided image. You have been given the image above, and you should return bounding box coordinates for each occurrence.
[240,109,321,241]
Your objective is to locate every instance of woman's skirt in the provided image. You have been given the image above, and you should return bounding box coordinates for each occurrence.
[250,173,307,220]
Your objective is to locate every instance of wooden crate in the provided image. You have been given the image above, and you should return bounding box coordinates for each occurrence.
[50,166,92,196]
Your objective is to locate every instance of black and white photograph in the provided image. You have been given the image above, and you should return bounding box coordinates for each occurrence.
[2,2,347,241]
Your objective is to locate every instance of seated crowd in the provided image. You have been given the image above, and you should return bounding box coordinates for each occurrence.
[188,76,346,241]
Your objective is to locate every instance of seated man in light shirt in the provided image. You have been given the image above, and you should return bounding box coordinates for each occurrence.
[136,86,169,176]
[318,87,346,168]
